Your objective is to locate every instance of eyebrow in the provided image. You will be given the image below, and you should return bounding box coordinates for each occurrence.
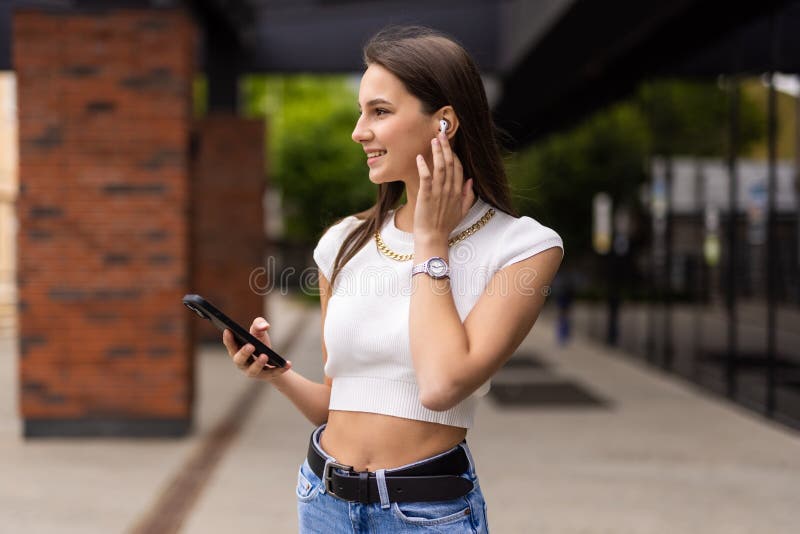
[358,98,393,109]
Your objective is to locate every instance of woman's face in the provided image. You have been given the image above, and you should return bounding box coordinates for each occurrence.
[352,63,436,185]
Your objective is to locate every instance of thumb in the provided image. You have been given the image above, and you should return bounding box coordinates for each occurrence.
[251,317,270,340]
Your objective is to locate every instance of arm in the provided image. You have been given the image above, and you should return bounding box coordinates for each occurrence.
[271,270,334,426]
[409,243,563,411]
[271,371,330,427]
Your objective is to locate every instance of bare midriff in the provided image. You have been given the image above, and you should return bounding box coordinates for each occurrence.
[320,410,467,472]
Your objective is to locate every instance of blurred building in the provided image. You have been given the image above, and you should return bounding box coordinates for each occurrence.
[654,156,797,298]
[0,0,798,435]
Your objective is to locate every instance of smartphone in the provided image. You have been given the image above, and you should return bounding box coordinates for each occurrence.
[182,294,286,368]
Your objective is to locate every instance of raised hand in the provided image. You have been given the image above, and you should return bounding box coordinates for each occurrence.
[413,130,475,245]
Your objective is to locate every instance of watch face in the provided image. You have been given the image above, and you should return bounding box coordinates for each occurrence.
[428,258,448,277]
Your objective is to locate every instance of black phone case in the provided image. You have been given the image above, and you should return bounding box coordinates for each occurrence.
[182,294,287,368]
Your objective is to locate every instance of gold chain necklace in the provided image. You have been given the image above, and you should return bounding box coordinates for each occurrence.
[374,208,496,262]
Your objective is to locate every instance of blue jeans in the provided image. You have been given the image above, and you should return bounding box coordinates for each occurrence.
[297,424,490,533]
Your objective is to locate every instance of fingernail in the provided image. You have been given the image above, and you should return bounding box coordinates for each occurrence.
[432,138,438,145]
[258,319,268,328]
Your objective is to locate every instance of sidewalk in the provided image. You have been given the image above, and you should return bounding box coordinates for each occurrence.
[0,293,309,534]
[1,294,798,533]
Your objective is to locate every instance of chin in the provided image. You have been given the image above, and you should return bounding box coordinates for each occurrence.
[367,170,394,185]
[367,162,414,186]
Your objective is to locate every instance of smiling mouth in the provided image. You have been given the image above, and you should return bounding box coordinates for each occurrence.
[366,150,387,159]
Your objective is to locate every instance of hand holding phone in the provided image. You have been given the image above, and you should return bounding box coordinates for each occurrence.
[182,294,288,370]
[221,326,293,382]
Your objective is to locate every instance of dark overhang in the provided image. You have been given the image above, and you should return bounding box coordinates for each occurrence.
[493,0,800,147]
[244,0,503,73]
[1,0,798,146]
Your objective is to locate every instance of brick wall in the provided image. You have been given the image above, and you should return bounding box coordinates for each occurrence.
[14,9,196,436]
[191,115,267,343]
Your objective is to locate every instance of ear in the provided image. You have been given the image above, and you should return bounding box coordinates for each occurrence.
[434,106,459,140]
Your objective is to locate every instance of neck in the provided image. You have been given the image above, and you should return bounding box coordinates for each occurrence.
[393,182,477,234]
[394,183,418,233]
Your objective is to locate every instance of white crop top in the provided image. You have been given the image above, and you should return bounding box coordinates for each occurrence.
[313,196,563,428]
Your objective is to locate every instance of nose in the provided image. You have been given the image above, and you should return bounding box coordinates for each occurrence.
[351,114,372,144]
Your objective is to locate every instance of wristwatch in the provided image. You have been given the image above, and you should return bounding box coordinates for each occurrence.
[412,256,450,280]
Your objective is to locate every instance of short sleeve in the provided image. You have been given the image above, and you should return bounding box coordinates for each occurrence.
[313,216,363,281]
[495,216,564,271]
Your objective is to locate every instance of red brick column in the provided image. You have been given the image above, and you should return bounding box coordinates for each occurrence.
[14,9,196,436]
[191,115,267,343]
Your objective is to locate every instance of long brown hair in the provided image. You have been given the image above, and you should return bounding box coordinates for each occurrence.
[327,26,518,287]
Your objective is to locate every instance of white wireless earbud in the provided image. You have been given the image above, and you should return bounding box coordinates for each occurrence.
[439,119,449,133]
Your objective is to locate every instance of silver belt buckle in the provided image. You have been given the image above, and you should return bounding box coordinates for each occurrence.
[323,459,353,498]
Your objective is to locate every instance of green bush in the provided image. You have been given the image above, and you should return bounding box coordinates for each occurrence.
[242,75,376,243]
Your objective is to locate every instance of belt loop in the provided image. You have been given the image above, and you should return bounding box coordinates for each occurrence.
[375,469,390,509]
[459,440,477,477]
[358,472,370,504]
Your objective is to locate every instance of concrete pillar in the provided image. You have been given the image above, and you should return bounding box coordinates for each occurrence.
[14,9,197,437]
[0,72,19,437]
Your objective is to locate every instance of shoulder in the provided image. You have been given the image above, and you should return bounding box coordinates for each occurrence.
[494,210,562,248]
[490,209,564,270]
[313,214,367,280]
[317,214,365,244]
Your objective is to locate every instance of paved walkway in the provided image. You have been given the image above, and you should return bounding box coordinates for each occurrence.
[1,293,798,533]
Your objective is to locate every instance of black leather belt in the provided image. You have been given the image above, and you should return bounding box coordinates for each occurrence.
[307,431,474,504]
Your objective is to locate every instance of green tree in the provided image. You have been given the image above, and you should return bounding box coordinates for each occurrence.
[507,101,650,262]
[242,75,375,242]
[637,78,764,157]
[508,78,766,273]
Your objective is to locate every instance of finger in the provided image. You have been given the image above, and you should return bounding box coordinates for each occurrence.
[431,137,445,194]
[258,359,293,381]
[439,131,455,194]
[416,155,432,192]
[250,317,270,341]
[246,353,268,377]
[222,329,235,354]
[453,156,464,195]
[223,329,244,355]
[250,355,289,375]
[233,343,255,368]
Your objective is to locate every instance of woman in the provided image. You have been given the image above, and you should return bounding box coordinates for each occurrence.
[223,26,563,533]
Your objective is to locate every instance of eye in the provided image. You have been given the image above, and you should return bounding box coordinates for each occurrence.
[375,108,389,116]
